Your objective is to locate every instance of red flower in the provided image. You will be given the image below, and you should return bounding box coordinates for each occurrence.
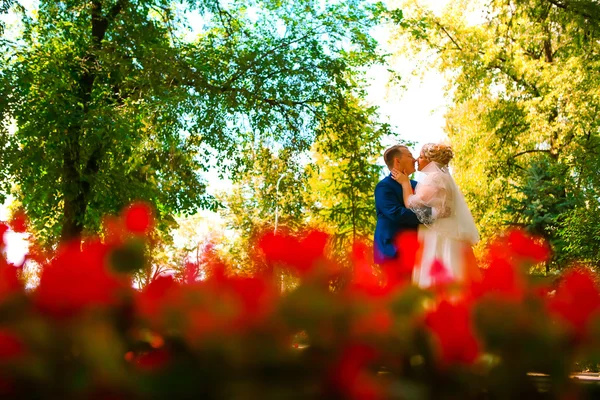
[135,275,178,320]
[429,259,453,287]
[469,249,525,302]
[222,275,276,330]
[394,230,420,278]
[300,230,329,263]
[349,242,386,297]
[371,231,421,292]
[36,240,129,317]
[258,231,300,268]
[123,202,153,235]
[136,272,276,343]
[9,210,27,233]
[425,300,480,366]
[506,229,550,263]
[258,230,329,276]
[0,223,9,247]
[0,330,25,361]
[547,268,600,338]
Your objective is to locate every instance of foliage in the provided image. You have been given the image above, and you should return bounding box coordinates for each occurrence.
[306,94,392,263]
[0,0,388,247]
[390,0,600,269]
[1,209,600,398]
[216,146,311,276]
[216,91,400,279]
[559,201,600,268]
[504,158,580,268]
[0,0,16,36]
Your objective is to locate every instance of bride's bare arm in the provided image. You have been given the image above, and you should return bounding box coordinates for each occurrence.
[391,169,414,205]
[393,171,449,223]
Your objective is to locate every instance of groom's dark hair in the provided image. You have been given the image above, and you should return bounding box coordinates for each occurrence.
[384,145,408,170]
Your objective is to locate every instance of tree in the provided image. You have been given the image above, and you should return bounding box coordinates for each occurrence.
[217,146,311,275]
[392,0,600,269]
[306,94,392,262]
[214,91,396,282]
[0,0,388,247]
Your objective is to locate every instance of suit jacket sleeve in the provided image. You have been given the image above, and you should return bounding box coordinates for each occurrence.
[375,182,420,226]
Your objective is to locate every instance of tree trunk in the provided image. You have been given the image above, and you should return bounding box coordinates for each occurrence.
[59,1,122,242]
[60,134,86,242]
[61,194,86,242]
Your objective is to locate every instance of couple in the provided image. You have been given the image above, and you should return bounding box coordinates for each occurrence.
[373,143,480,288]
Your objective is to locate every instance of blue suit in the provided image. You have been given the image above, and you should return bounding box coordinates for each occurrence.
[373,174,420,264]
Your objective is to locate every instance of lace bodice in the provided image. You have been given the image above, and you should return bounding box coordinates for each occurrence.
[406,162,479,244]
[407,170,454,223]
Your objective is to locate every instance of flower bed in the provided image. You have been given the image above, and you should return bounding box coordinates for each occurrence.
[0,206,599,399]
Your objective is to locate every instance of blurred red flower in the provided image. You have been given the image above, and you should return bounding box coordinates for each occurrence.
[547,268,600,338]
[258,230,329,276]
[371,231,420,294]
[506,229,550,263]
[220,275,276,330]
[123,202,153,235]
[425,300,480,366]
[393,231,420,281]
[36,240,129,317]
[0,223,8,247]
[429,259,453,287]
[9,210,27,234]
[349,242,386,297]
[183,261,200,284]
[469,247,526,302]
[136,275,178,321]
[136,271,276,343]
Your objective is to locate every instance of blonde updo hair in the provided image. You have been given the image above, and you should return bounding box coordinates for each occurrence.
[422,143,454,166]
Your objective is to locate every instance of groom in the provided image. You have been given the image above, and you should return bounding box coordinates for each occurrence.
[373,145,421,273]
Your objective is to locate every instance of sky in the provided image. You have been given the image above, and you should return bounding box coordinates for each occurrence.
[367,0,451,151]
[0,0,456,262]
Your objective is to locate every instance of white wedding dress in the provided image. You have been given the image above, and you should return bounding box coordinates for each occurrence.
[407,162,480,288]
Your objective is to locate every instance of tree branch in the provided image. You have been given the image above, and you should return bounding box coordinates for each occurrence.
[91,0,127,47]
[512,149,552,158]
[183,71,319,108]
[107,0,127,23]
[546,0,599,21]
[214,0,236,37]
[486,61,542,97]
[222,30,323,90]
[430,18,463,51]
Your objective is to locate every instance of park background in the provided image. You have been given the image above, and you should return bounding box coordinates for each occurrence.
[3,0,596,286]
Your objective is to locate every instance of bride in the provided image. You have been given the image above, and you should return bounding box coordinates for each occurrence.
[393,143,480,288]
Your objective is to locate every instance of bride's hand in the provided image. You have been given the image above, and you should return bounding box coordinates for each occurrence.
[392,169,410,185]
